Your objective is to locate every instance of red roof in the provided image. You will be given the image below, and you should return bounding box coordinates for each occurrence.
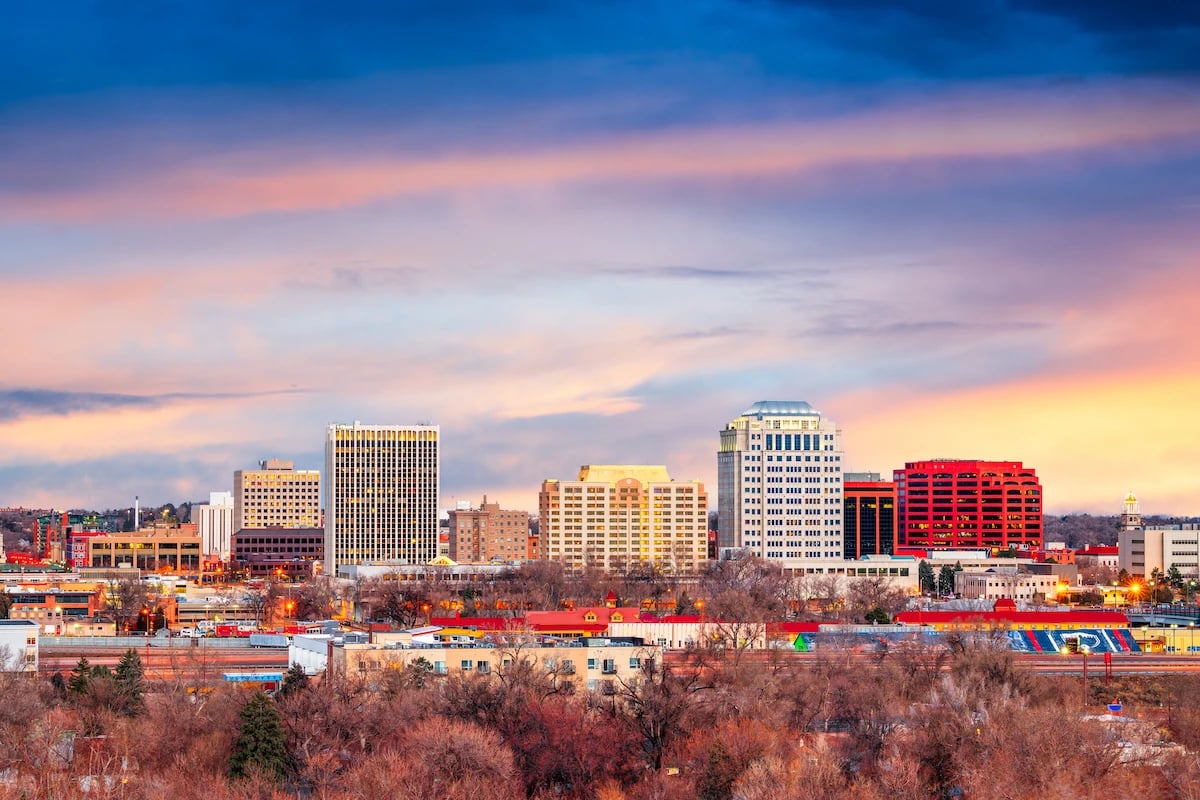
[429,616,524,631]
[767,621,822,635]
[1078,545,1119,555]
[524,606,644,633]
[894,549,928,558]
[894,608,1129,626]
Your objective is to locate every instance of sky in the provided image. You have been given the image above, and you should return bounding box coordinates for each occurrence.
[2,1,1199,516]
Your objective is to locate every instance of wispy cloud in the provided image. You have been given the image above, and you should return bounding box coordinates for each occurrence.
[0,388,307,422]
[5,79,1199,223]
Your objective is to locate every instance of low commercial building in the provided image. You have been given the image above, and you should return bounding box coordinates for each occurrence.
[87,526,202,572]
[954,569,1071,602]
[4,586,104,634]
[231,528,323,579]
[332,638,659,693]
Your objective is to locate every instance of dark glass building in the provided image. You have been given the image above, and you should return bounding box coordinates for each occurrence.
[843,473,897,559]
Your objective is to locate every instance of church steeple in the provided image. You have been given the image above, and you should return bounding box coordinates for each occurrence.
[1121,491,1142,531]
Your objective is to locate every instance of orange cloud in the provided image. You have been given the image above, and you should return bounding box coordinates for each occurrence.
[838,366,1200,515]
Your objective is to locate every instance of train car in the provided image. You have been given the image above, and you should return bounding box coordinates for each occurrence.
[248,633,290,649]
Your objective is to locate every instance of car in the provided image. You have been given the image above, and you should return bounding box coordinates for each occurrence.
[177,627,201,638]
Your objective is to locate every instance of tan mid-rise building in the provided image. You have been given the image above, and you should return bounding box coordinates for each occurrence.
[448,496,531,564]
[540,465,708,575]
[87,524,202,573]
[234,459,321,531]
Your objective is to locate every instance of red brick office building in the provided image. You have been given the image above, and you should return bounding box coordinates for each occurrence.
[894,460,1042,551]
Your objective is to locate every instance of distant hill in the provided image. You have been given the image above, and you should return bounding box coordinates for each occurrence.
[1042,514,1195,548]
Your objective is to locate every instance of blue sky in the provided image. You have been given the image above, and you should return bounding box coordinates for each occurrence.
[2,1,1199,514]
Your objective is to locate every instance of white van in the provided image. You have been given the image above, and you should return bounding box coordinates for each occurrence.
[177,627,201,638]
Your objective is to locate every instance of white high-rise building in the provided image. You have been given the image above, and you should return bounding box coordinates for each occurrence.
[195,491,235,561]
[717,401,843,561]
[324,422,440,575]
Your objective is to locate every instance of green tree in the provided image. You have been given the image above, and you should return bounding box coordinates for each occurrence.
[68,656,93,695]
[937,566,956,596]
[918,560,936,594]
[1167,565,1184,589]
[278,663,309,698]
[864,606,891,624]
[229,692,290,783]
[697,738,737,800]
[114,648,146,716]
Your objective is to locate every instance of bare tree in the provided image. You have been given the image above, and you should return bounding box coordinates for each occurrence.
[104,577,154,633]
[844,576,909,623]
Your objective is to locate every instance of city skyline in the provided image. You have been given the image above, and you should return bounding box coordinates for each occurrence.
[3,3,1199,515]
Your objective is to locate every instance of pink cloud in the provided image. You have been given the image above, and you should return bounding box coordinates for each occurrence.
[5,79,1200,222]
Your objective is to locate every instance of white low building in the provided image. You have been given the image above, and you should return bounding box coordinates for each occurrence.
[289,634,332,676]
[0,619,39,673]
[954,570,1066,602]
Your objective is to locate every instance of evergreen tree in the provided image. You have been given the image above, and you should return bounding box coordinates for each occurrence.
[114,648,146,716]
[918,560,936,594]
[50,671,67,697]
[68,656,93,695]
[697,739,737,800]
[937,565,956,596]
[278,663,309,698]
[229,692,290,783]
[864,606,891,624]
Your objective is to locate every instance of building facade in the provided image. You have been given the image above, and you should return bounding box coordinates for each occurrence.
[87,525,203,573]
[894,460,1043,551]
[195,491,235,562]
[539,465,708,575]
[0,620,39,672]
[324,423,440,574]
[231,528,324,579]
[332,638,658,694]
[233,459,321,532]
[1119,523,1200,580]
[447,496,531,564]
[717,401,843,561]
[843,473,897,559]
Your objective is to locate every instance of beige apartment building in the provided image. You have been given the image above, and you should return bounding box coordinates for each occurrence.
[448,496,531,564]
[540,465,708,575]
[234,459,321,531]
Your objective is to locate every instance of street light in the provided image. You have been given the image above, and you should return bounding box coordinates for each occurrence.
[1061,642,1090,707]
